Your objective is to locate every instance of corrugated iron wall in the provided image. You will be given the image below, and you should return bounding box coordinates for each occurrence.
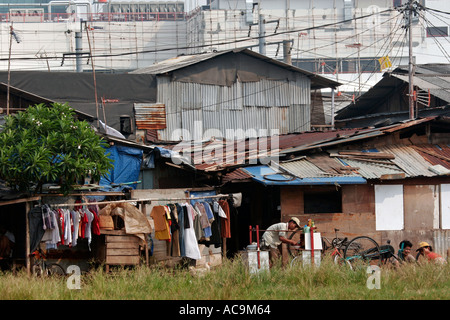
[156,75,311,140]
[434,230,450,257]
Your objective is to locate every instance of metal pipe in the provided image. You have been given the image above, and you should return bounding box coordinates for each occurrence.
[256,225,261,269]
[408,0,415,119]
[75,31,83,72]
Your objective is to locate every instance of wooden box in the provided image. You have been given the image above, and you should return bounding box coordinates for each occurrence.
[98,230,142,271]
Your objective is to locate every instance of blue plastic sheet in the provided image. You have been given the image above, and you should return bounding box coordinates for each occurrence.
[99,145,143,189]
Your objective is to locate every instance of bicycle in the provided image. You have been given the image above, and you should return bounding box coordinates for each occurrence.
[31,249,66,277]
[288,228,396,269]
[322,228,354,269]
[344,236,398,266]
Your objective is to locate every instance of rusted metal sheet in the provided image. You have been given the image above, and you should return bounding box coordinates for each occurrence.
[413,144,450,169]
[378,145,436,177]
[134,103,167,130]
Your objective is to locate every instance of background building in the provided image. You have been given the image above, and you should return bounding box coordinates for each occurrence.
[0,0,449,124]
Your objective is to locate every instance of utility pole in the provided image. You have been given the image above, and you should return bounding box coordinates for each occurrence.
[259,13,266,55]
[408,0,415,120]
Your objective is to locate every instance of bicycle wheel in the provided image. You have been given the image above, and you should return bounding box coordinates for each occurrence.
[287,228,303,257]
[47,263,66,276]
[290,255,303,268]
[344,236,381,269]
[32,263,44,277]
[333,254,353,270]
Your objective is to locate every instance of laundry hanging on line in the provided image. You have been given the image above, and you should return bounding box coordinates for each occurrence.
[38,201,101,251]
[149,198,232,261]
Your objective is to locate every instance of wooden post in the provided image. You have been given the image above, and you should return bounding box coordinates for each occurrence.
[222,237,227,259]
[282,243,288,267]
[140,201,149,267]
[256,225,260,269]
[25,201,31,276]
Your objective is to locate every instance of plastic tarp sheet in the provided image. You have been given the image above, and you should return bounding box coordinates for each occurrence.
[242,165,367,186]
[100,145,143,189]
[0,71,157,133]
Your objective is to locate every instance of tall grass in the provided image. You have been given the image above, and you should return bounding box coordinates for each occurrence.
[0,256,449,300]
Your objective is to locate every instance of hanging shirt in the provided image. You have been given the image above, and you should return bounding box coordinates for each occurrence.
[213,200,227,219]
[85,209,94,248]
[58,209,65,245]
[71,210,80,247]
[182,203,201,260]
[219,200,231,239]
[63,209,72,247]
[151,206,171,241]
[45,209,61,250]
[89,206,101,236]
[79,210,88,239]
[188,203,204,241]
[177,203,186,257]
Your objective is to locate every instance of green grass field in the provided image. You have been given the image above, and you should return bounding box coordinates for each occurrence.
[0,255,449,300]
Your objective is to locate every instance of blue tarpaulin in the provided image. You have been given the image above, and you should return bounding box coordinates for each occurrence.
[99,145,143,189]
[242,165,366,186]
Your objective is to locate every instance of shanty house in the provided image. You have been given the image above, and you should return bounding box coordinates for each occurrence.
[335,64,450,128]
[167,117,450,258]
[131,48,340,141]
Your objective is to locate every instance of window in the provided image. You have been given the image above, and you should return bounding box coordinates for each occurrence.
[304,189,342,213]
[375,185,404,231]
[393,0,402,8]
[427,26,448,37]
[292,57,382,74]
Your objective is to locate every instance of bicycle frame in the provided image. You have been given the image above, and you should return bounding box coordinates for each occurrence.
[331,246,344,258]
[31,249,65,276]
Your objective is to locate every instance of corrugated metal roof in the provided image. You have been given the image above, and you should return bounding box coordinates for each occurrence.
[155,119,450,182]
[279,157,355,178]
[131,48,341,89]
[393,74,450,103]
[131,51,220,75]
[378,145,436,177]
[413,144,450,169]
[336,157,404,179]
[336,64,450,121]
[221,168,253,183]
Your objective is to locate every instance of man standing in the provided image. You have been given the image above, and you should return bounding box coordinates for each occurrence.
[261,217,301,265]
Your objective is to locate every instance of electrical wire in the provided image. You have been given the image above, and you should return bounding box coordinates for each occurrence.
[1,7,396,63]
[418,10,450,62]
[416,11,450,63]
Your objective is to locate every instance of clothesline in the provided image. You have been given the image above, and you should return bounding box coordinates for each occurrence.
[46,193,233,208]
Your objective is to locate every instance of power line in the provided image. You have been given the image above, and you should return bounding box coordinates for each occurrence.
[417,10,450,63]
[1,8,396,63]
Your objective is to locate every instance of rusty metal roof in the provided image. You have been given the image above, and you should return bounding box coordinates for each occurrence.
[413,144,450,169]
[154,118,450,182]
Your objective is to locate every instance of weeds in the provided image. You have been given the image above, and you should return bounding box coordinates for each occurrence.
[0,257,449,300]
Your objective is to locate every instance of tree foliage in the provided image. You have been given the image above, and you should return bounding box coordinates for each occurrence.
[0,103,114,194]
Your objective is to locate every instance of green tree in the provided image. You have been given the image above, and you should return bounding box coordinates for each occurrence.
[0,103,114,194]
